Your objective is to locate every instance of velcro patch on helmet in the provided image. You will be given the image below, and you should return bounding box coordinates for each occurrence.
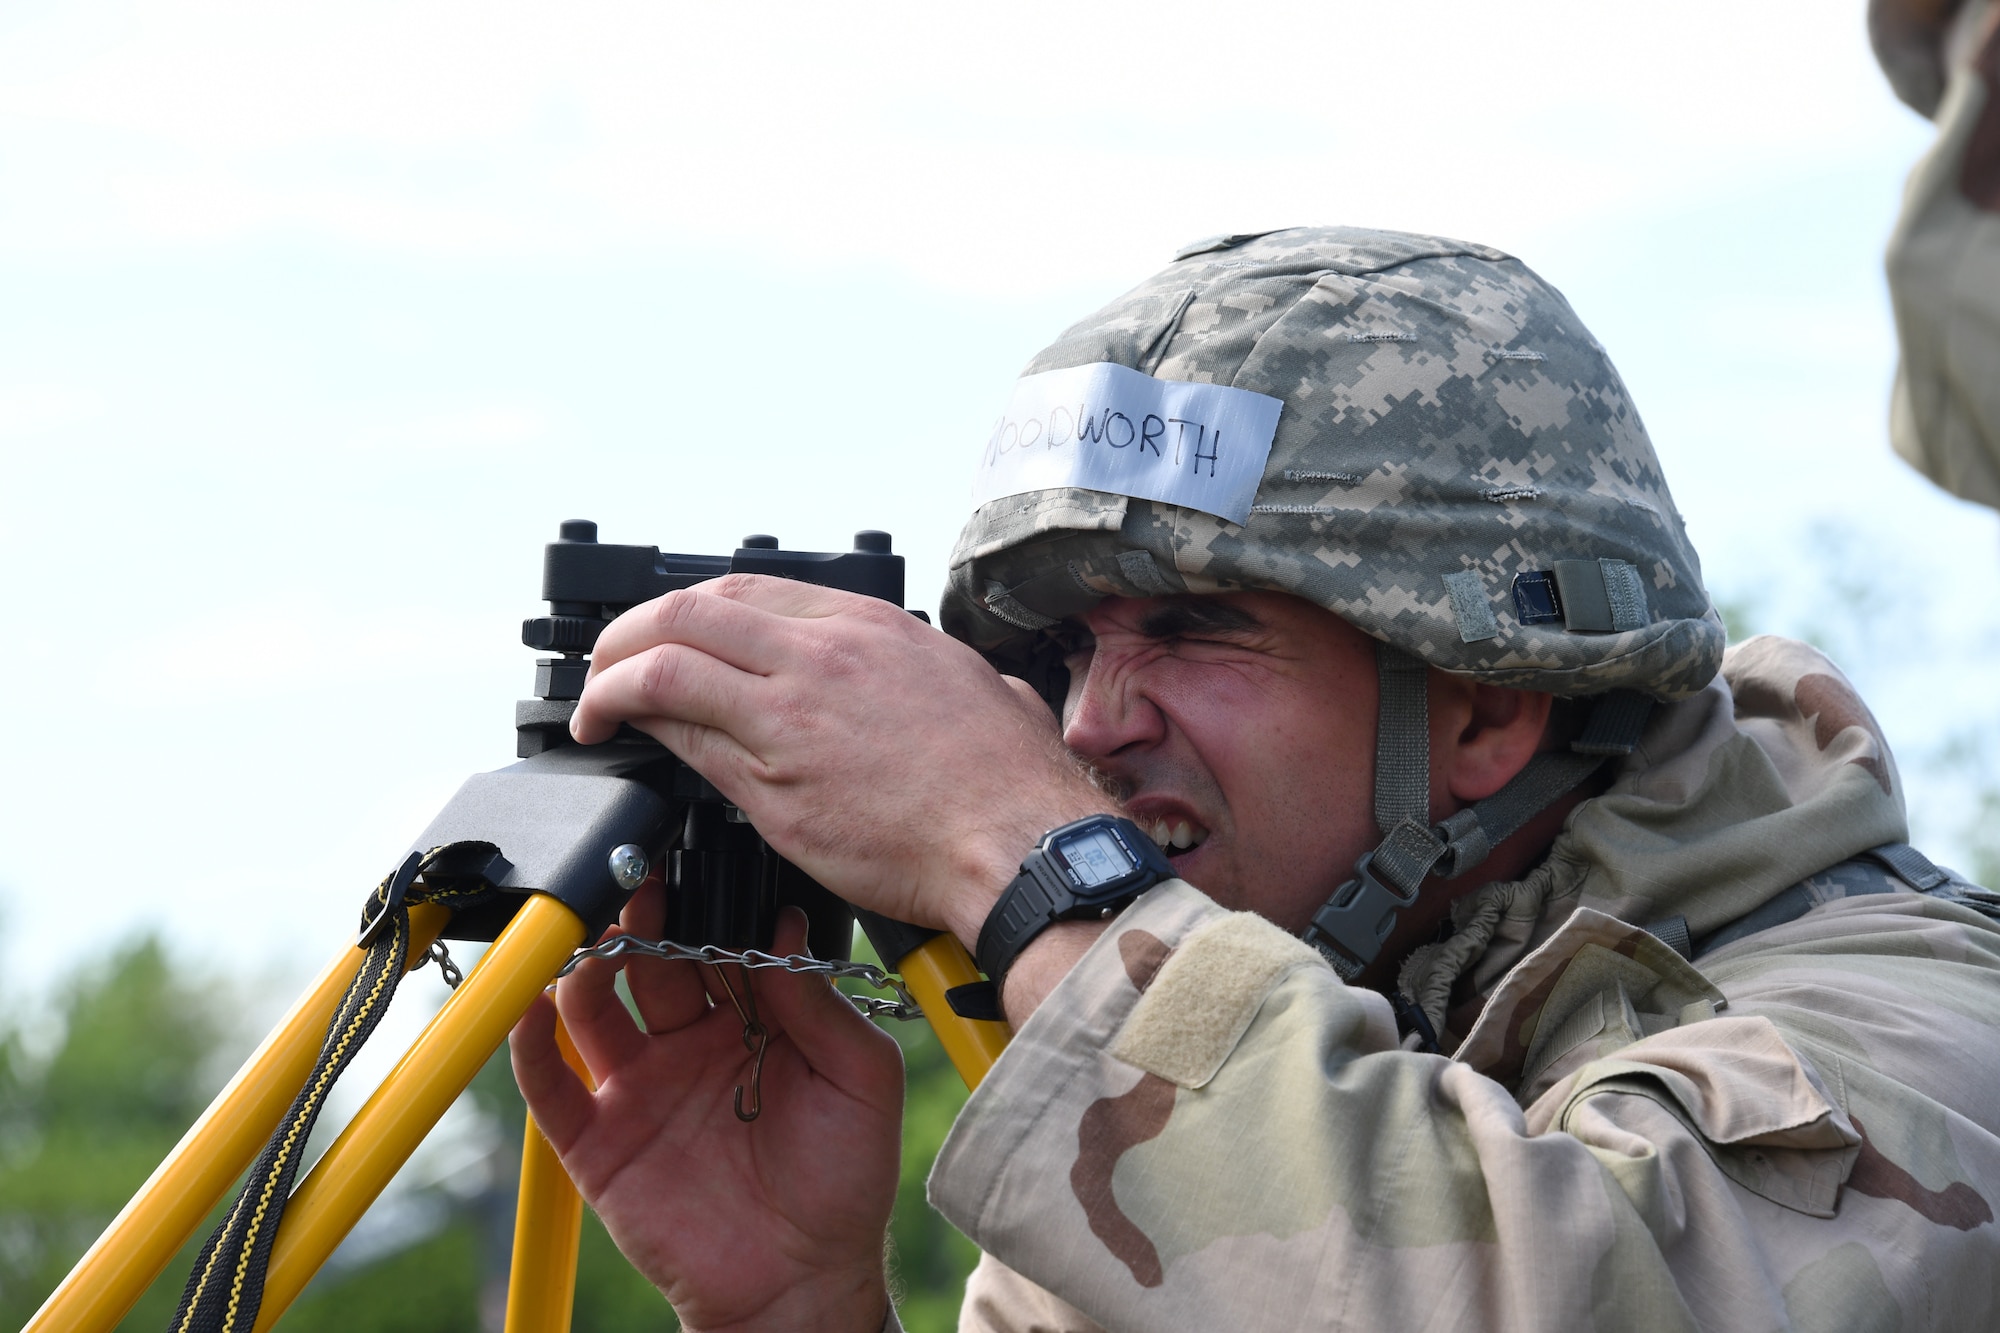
[1553,559,1650,634]
[1513,562,1651,634]
[971,362,1283,526]
[1441,570,1501,643]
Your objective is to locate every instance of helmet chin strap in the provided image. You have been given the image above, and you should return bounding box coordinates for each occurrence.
[1302,643,1652,986]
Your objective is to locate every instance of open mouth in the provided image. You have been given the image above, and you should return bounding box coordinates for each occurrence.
[1141,817,1210,854]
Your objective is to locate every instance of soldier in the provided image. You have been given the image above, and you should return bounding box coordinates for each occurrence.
[512,228,2000,1331]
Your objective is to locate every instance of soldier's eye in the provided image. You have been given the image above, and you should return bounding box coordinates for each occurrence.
[1047,626,1092,658]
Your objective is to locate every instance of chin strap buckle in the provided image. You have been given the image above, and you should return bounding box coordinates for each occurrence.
[1305,654,1656,987]
[1302,820,1443,980]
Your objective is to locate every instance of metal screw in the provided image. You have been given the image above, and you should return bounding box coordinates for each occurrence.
[608,844,649,891]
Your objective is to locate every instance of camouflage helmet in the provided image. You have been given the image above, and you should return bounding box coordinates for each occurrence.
[940,226,1724,703]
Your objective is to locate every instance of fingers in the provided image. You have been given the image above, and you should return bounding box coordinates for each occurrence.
[589,575,878,679]
[619,875,667,938]
[571,582,786,747]
[552,946,651,1081]
[623,943,717,1037]
[587,583,784,681]
[755,909,904,1108]
[572,577,907,748]
[614,881,717,1036]
[509,991,597,1153]
[571,637,768,748]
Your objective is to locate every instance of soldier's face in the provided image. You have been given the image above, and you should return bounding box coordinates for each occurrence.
[1057,591,1382,933]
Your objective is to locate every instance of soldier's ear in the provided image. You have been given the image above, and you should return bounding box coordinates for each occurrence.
[1432,680,1553,805]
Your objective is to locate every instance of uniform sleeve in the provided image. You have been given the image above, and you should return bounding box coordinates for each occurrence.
[958,1251,1106,1333]
[1885,5,2000,511]
[928,881,2000,1332]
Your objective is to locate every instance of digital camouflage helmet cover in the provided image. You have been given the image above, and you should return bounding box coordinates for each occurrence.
[941,226,1724,704]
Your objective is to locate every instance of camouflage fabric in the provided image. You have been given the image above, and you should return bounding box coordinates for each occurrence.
[1885,0,2000,511]
[930,637,2000,1331]
[941,227,1725,702]
[1868,0,1982,119]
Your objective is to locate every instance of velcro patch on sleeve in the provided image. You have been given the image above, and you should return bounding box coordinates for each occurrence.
[1109,912,1325,1088]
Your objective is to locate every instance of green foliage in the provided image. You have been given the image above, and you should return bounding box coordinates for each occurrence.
[448,1040,677,1332]
[573,1208,679,1330]
[0,932,983,1331]
[276,1089,669,1332]
[1970,791,2000,891]
[0,934,238,1331]
[1933,731,2000,891]
[883,1021,980,1333]
[835,936,982,1332]
[283,1223,484,1333]
[1708,590,1764,647]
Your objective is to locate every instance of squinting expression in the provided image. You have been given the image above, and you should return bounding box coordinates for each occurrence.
[1057,591,1385,934]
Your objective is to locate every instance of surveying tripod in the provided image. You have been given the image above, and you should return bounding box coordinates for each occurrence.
[28,521,1013,1333]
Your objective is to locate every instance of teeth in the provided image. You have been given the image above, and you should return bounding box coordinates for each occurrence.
[1142,817,1209,852]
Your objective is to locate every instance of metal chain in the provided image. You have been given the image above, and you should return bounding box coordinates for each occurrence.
[421,939,464,990]
[558,935,926,1022]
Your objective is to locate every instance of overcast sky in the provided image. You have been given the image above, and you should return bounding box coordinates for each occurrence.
[4,0,1997,1023]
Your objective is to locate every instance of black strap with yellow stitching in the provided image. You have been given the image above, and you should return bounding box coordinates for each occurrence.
[169,845,496,1333]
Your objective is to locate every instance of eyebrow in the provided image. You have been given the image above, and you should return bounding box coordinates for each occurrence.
[1136,599,1264,640]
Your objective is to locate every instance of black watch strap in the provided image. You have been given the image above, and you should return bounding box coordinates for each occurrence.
[976,815,1173,992]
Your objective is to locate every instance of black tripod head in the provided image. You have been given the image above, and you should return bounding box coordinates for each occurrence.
[401,520,913,960]
[515,518,907,755]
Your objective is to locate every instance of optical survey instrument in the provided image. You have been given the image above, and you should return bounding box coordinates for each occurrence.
[31,521,1011,1333]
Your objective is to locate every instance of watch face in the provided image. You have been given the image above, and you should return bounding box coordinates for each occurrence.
[1052,824,1135,890]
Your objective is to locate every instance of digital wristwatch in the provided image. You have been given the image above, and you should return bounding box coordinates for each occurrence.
[976,814,1176,992]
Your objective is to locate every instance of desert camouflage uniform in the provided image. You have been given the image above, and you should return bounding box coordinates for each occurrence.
[922,227,2000,1329]
[1884,0,2000,511]
[930,635,2000,1331]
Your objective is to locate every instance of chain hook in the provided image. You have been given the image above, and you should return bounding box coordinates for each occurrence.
[711,963,769,1123]
[733,1021,769,1122]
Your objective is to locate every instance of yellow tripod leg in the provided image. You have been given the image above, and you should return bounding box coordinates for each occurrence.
[504,1015,594,1333]
[249,892,588,1332]
[23,904,450,1333]
[895,935,1011,1090]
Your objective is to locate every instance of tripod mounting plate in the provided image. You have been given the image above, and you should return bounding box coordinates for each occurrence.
[404,745,674,942]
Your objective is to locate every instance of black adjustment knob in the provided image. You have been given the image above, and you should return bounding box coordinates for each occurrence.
[853,530,892,553]
[522,616,606,653]
[741,534,779,549]
[558,519,598,543]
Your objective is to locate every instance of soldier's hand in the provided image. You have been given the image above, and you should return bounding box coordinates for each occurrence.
[568,574,1116,944]
[510,899,902,1333]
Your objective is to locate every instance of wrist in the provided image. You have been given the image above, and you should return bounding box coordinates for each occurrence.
[998,918,1107,1025]
[972,813,1173,996]
[939,798,1123,952]
[680,1266,888,1333]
